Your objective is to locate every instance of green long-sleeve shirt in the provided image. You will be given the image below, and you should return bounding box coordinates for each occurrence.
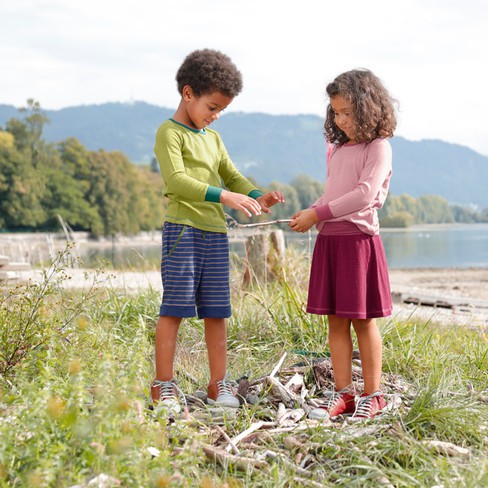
[154,118,263,233]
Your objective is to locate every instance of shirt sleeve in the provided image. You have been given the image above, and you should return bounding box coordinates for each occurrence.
[314,140,392,220]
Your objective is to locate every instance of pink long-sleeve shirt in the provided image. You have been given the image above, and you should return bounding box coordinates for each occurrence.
[312,138,392,236]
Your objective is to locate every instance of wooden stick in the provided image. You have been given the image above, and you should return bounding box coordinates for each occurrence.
[270,352,287,378]
[215,425,240,455]
[234,219,292,228]
[225,421,276,452]
[202,444,269,471]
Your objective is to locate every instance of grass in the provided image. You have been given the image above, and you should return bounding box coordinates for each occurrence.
[0,246,487,487]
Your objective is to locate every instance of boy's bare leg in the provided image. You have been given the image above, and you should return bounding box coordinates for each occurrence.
[352,318,382,394]
[327,315,354,390]
[204,317,227,383]
[154,315,182,381]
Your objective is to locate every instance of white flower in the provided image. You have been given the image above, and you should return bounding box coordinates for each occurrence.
[147,446,161,457]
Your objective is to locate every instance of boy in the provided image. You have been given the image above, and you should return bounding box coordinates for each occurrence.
[152,49,284,412]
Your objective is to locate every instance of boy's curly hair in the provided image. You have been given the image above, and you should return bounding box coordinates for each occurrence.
[324,69,397,145]
[176,49,243,98]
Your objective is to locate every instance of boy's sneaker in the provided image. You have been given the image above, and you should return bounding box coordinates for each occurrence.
[207,379,240,408]
[309,387,356,420]
[151,379,182,414]
[351,391,386,419]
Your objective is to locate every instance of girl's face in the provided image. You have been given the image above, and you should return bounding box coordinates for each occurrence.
[182,85,232,130]
[330,95,356,143]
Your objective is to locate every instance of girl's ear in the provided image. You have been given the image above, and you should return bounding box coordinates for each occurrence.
[182,85,194,101]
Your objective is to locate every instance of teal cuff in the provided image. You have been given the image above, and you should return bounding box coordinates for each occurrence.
[205,186,223,203]
[248,189,264,199]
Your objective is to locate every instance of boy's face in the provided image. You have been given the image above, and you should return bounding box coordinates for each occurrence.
[183,86,233,130]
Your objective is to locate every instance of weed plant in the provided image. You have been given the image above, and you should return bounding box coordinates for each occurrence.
[0,246,486,486]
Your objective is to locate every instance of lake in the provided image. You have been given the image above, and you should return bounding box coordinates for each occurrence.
[78,223,488,270]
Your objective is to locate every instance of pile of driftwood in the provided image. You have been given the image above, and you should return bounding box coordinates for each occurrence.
[150,352,412,486]
[140,351,481,486]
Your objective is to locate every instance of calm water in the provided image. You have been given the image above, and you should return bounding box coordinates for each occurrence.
[81,223,488,269]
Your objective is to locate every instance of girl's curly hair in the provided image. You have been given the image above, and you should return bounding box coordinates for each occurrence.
[324,69,397,145]
[176,49,243,98]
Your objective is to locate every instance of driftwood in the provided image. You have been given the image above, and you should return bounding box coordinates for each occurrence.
[423,440,471,458]
[224,421,276,453]
[202,443,269,471]
[270,352,287,378]
[176,356,432,483]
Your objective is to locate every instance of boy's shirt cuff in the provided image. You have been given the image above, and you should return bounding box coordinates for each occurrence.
[248,189,264,199]
[205,186,223,202]
[205,187,264,203]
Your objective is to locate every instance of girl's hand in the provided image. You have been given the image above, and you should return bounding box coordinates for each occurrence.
[220,190,262,217]
[256,191,285,214]
[289,209,318,232]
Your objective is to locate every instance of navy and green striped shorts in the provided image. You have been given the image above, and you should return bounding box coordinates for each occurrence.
[159,222,231,319]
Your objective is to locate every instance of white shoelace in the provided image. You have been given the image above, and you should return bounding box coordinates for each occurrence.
[325,386,353,409]
[215,379,234,397]
[153,379,187,406]
[353,391,382,418]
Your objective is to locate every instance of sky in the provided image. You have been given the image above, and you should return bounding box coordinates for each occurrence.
[1,0,488,156]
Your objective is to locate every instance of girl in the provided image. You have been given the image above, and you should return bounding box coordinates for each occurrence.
[289,69,397,420]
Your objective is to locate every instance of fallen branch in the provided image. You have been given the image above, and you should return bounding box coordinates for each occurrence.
[215,425,240,455]
[270,352,287,378]
[423,440,470,458]
[225,421,276,452]
[202,444,269,471]
[265,375,304,408]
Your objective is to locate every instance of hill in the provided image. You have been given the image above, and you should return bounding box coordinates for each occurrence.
[1,101,488,207]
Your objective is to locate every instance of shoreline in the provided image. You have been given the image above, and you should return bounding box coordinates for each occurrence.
[10,267,487,330]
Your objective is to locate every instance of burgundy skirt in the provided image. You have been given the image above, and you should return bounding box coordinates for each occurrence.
[307,225,392,319]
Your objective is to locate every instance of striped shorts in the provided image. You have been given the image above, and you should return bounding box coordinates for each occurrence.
[159,222,231,319]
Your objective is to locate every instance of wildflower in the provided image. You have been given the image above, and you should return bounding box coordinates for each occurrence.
[147,446,161,457]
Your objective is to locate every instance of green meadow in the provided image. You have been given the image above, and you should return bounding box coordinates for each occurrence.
[0,246,487,487]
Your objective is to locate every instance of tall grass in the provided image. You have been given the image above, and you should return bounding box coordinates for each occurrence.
[0,246,486,487]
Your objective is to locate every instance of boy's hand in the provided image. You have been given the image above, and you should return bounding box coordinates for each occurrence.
[289,209,318,232]
[256,191,285,214]
[220,190,262,217]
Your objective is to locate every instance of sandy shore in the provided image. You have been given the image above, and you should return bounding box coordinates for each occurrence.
[388,268,488,328]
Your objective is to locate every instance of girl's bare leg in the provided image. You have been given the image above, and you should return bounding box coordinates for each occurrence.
[352,318,383,394]
[327,315,354,390]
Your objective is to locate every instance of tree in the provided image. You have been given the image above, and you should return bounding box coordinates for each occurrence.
[417,195,454,224]
[290,174,323,209]
[0,119,48,229]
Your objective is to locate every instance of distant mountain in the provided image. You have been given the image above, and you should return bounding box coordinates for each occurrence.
[1,102,488,207]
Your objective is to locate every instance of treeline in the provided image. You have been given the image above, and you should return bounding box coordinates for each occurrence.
[228,178,488,228]
[0,101,163,237]
[1,101,487,237]
[379,194,488,227]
